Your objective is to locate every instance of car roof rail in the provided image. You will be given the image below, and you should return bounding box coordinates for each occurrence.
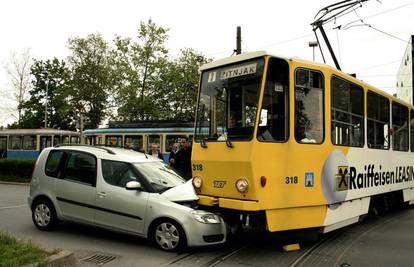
[54,144,116,155]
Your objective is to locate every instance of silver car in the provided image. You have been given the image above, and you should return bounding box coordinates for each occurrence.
[28,145,227,251]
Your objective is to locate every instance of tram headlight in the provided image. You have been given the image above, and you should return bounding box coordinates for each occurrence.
[235,178,249,193]
[192,176,203,189]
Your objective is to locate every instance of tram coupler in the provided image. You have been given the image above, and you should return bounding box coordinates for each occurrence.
[240,214,252,231]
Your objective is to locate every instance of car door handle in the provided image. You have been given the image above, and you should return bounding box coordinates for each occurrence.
[97,192,107,198]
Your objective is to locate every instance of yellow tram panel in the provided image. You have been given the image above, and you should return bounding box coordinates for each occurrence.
[192,51,414,233]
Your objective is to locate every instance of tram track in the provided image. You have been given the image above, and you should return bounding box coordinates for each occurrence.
[202,244,249,267]
[166,207,414,267]
[289,208,414,267]
[165,242,249,267]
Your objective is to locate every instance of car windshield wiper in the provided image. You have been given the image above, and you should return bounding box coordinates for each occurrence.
[157,186,174,194]
[158,168,182,179]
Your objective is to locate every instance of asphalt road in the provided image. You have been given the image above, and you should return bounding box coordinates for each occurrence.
[1,183,414,267]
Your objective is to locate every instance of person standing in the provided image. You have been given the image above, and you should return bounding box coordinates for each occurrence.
[150,143,164,160]
[168,143,180,168]
[176,136,192,180]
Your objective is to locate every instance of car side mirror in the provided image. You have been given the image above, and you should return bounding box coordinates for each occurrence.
[126,181,142,190]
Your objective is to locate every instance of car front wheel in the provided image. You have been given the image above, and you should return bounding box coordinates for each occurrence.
[32,199,57,230]
[152,219,187,252]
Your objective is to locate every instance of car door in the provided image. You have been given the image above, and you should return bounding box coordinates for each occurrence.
[95,159,148,234]
[55,150,97,224]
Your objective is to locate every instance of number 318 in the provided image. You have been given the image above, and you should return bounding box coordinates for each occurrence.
[285,176,298,184]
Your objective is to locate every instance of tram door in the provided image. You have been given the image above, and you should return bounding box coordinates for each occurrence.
[40,136,52,151]
[0,137,7,158]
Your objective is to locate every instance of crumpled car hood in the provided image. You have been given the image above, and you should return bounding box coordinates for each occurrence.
[161,179,199,202]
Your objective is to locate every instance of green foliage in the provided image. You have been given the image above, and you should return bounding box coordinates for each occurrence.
[16,19,211,128]
[68,33,113,129]
[157,48,211,121]
[111,19,210,122]
[18,58,75,130]
[112,19,170,121]
[0,158,36,182]
[0,231,50,267]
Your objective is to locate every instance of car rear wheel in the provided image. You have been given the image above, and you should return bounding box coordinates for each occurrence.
[32,199,57,230]
[152,219,187,252]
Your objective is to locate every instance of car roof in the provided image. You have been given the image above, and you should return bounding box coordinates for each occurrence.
[50,145,162,163]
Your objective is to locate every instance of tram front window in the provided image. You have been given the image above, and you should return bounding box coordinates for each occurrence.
[195,58,265,142]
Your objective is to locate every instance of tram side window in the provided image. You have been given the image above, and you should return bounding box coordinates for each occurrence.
[331,76,364,147]
[147,135,161,152]
[0,137,6,158]
[23,135,37,150]
[9,136,22,150]
[106,135,122,147]
[125,135,143,150]
[62,136,70,144]
[367,92,390,149]
[165,135,180,152]
[257,58,289,142]
[53,136,61,146]
[71,136,79,144]
[411,110,414,152]
[294,69,324,143]
[392,102,408,151]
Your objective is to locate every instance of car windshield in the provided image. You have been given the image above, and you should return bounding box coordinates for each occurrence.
[133,162,186,192]
[195,58,265,142]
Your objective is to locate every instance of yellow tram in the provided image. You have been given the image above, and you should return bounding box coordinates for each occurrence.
[191,51,414,233]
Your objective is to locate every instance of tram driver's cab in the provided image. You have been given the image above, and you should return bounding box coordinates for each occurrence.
[195,55,289,144]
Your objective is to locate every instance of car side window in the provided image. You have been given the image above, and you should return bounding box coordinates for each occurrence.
[101,160,139,188]
[62,151,96,186]
[45,150,66,178]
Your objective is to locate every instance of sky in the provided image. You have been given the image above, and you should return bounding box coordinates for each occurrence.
[0,0,413,127]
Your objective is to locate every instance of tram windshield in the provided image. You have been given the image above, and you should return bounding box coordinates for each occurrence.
[195,58,265,142]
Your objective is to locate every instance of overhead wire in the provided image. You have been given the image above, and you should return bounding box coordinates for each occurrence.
[354,2,414,21]
[207,0,411,73]
[359,73,411,77]
[356,59,401,71]
[367,25,408,43]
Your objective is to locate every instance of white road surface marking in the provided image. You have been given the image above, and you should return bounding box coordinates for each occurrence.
[0,204,26,210]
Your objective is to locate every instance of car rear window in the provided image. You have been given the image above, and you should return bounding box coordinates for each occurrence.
[45,150,65,178]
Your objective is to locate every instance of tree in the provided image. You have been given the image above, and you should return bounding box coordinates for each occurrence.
[67,33,113,128]
[156,48,211,121]
[18,58,75,130]
[3,48,32,126]
[112,19,169,121]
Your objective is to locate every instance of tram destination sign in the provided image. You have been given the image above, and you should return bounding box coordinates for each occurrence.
[220,63,257,80]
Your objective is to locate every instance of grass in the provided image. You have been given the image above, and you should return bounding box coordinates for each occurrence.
[0,231,51,267]
[0,175,30,183]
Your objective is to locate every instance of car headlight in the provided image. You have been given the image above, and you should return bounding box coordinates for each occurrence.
[192,176,202,189]
[191,210,221,224]
[235,178,249,193]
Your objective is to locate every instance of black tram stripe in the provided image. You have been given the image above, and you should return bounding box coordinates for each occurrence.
[56,197,142,220]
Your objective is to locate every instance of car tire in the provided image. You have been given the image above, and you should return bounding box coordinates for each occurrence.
[32,199,57,231]
[151,219,187,252]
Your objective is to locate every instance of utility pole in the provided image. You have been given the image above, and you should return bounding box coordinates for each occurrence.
[44,71,49,128]
[236,26,242,55]
[80,114,84,144]
[309,41,318,61]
